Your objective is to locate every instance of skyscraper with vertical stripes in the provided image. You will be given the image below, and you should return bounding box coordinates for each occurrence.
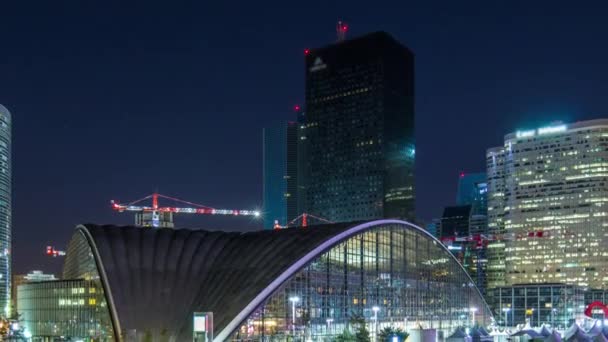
[0,105,11,316]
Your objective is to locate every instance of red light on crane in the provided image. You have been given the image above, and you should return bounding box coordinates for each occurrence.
[45,246,66,257]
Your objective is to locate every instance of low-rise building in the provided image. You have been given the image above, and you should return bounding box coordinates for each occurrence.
[17,279,113,340]
[487,283,585,328]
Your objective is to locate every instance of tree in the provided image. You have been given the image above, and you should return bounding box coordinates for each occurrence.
[333,329,356,342]
[355,323,371,342]
[378,326,409,342]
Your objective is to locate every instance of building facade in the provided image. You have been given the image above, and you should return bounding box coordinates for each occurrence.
[17,279,113,340]
[302,31,415,223]
[60,220,491,341]
[263,120,299,229]
[486,120,608,290]
[487,284,585,328]
[457,173,488,214]
[0,105,10,317]
[12,271,57,313]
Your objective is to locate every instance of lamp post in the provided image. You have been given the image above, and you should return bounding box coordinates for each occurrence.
[502,308,511,329]
[373,306,380,342]
[326,318,333,335]
[289,296,300,337]
[530,308,535,327]
[566,308,573,328]
[470,307,478,327]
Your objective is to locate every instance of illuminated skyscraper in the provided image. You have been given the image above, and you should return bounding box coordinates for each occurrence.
[487,120,608,290]
[0,105,10,315]
[302,31,415,223]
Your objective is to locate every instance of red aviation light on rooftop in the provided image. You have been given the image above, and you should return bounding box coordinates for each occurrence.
[460,172,465,178]
[304,48,310,55]
[342,24,348,31]
[294,105,301,111]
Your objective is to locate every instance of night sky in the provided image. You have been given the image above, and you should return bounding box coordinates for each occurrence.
[2,1,608,274]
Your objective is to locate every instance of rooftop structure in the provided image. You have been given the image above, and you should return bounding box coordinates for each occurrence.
[61,220,491,341]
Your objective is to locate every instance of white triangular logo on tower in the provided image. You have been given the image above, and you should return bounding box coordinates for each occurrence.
[310,57,327,72]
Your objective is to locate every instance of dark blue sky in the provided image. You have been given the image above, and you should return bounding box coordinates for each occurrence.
[2,1,608,273]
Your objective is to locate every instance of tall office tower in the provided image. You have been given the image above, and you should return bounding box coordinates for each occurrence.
[487,120,608,290]
[303,31,415,223]
[486,147,507,289]
[457,173,488,214]
[0,105,10,316]
[262,120,299,229]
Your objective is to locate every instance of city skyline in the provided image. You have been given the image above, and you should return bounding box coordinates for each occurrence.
[3,1,608,275]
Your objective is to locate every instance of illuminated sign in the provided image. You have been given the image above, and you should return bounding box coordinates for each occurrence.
[537,124,567,135]
[515,124,568,139]
[516,130,535,138]
[309,57,327,72]
[193,312,213,342]
[194,316,206,332]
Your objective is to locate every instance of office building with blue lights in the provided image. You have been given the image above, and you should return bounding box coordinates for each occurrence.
[263,120,299,229]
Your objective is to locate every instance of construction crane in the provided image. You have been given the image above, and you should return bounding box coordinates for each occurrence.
[111,193,261,228]
[336,20,348,41]
[45,246,66,257]
[273,213,334,230]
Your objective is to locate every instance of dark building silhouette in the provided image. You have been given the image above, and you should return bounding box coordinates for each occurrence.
[263,120,299,229]
[302,31,415,223]
[440,205,472,238]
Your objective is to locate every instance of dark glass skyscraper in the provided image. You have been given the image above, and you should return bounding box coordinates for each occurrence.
[0,105,10,316]
[263,120,298,229]
[456,172,487,215]
[302,31,415,223]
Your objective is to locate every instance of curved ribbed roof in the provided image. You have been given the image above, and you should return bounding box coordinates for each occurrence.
[71,222,356,340]
[68,220,491,341]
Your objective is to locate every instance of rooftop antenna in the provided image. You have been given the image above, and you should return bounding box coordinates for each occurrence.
[336,21,348,42]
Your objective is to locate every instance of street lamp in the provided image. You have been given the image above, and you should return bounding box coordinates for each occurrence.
[326,318,333,334]
[566,308,573,328]
[470,307,478,327]
[289,296,300,337]
[373,306,380,342]
[502,308,511,329]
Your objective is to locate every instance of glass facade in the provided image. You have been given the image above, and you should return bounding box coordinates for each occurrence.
[457,173,488,215]
[487,284,584,329]
[303,32,415,223]
[228,224,491,341]
[263,121,299,229]
[17,279,114,340]
[0,105,10,316]
[487,120,608,289]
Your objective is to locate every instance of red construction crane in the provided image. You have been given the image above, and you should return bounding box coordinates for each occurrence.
[45,246,66,257]
[273,213,334,230]
[111,193,260,228]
